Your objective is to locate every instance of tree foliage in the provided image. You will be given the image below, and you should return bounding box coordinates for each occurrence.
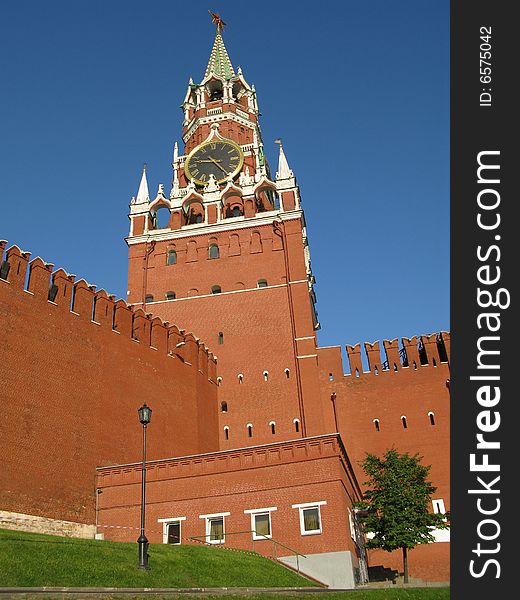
[357,449,448,553]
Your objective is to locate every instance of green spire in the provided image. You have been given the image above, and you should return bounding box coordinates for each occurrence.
[204,30,235,81]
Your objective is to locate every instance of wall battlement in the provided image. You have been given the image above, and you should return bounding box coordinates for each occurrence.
[0,241,217,380]
[342,331,450,378]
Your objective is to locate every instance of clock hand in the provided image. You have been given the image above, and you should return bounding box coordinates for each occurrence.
[208,156,228,175]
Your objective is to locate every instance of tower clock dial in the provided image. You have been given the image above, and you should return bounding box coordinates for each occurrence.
[184,139,244,185]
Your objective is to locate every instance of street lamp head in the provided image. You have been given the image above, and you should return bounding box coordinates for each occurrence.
[138,403,152,425]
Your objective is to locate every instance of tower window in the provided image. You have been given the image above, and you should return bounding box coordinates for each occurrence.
[232,206,241,217]
[285,369,290,379]
[329,373,333,381]
[224,426,229,440]
[167,250,177,265]
[294,419,300,433]
[166,291,176,301]
[209,244,220,259]
[401,416,408,429]
[263,371,269,381]
[247,424,253,438]
[211,285,222,294]
[145,294,154,303]
[270,421,276,435]
[238,374,244,384]
[373,419,380,432]
[217,377,222,386]
[257,279,268,288]
[221,401,228,413]
[428,412,436,426]
[218,332,224,345]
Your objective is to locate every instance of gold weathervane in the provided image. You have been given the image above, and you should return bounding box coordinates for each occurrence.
[209,10,226,32]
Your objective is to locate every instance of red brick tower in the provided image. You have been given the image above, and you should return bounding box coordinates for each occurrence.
[126,23,323,448]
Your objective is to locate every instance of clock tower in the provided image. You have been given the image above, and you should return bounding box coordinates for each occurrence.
[126,20,323,448]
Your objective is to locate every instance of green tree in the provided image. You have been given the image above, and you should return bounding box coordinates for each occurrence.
[356,449,449,584]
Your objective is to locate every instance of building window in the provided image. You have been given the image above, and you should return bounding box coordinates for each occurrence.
[209,244,220,259]
[270,421,276,435]
[211,285,222,294]
[247,423,253,437]
[158,516,186,545]
[285,369,290,378]
[401,415,408,429]
[238,374,243,384]
[200,512,230,544]
[263,370,269,381]
[257,279,268,288]
[373,418,380,432]
[166,291,176,300]
[221,401,228,413]
[218,332,224,344]
[244,507,277,540]
[428,411,436,426]
[232,206,241,217]
[217,377,222,386]
[294,418,300,433]
[293,501,326,536]
[224,426,229,440]
[145,294,154,303]
[167,250,177,265]
[432,499,446,515]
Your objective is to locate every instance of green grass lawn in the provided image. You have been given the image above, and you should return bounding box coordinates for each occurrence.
[0,528,314,588]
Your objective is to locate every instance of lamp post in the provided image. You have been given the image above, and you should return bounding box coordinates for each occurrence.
[137,403,152,569]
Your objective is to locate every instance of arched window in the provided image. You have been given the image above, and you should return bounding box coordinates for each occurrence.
[247,423,253,438]
[218,332,224,345]
[263,371,269,382]
[285,368,290,379]
[167,250,177,265]
[211,285,222,294]
[329,373,333,381]
[166,291,176,300]
[401,416,408,429]
[238,374,244,384]
[145,294,154,303]
[428,412,436,426]
[209,244,220,259]
[232,206,241,217]
[221,401,228,413]
[257,279,268,288]
[155,207,170,229]
[270,421,276,435]
[217,377,222,386]
[373,419,380,432]
[224,426,229,440]
[294,419,300,433]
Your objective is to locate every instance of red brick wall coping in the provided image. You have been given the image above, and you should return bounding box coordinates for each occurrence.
[96,433,363,499]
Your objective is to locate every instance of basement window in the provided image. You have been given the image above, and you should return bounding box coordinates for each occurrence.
[293,501,326,536]
[145,294,154,303]
[166,291,176,300]
[258,279,268,288]
[158,517,186,545]
[211,285,222,294]
[200,512,230,544]
[244,508,277,540]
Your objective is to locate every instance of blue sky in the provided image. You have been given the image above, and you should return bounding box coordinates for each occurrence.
[0,0,449,361]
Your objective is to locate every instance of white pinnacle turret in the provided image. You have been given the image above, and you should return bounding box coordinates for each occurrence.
[275,140,294,180]
[135,164,150,204]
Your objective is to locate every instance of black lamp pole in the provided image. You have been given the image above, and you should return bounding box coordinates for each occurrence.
[137,403,152,570]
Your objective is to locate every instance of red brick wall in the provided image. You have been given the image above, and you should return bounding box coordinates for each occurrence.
[0,244,219,525]
[127,217,324,448]
[96,435,362,559]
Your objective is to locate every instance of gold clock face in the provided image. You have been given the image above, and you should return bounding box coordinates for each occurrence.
[184,139,244,186]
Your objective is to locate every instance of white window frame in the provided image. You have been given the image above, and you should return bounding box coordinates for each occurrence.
[292,501,326,536]
[244,507,277,540]
[199,511,230,545]
[348,509,356,540]
[432,498,446,515]
[158,516,186,545]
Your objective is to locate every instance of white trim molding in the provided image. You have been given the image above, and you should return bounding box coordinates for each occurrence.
[292,501,327,537]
